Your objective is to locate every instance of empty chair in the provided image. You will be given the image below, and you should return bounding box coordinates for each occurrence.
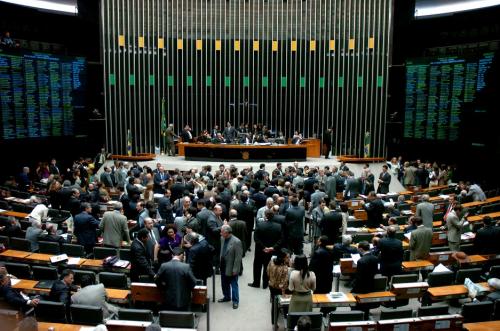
[159,311,197,328]
[32,266,58,281]
[460,244,475,255]
[417,305,449,317]
[379,308,413,320]
[38,241,60,255]
[285,312,323,331]
[34,301,66,323]
[71,304,103,325]
[456,268,483,284]
[118,248,131,261]
[10,237,31,251]
[488,265,500,279]
[479,203,500,214]
[354,233,374,243]
[4,262,31,279]
[72,270,96,286]
[391,273,419,286]
[374,275,388,291]
[99,272,127,289]
[118,308,154,322]
[461,300,494,323]
[494,299,500,320]
[62,244,85,257]
[427,271,455,287]
[347,220,365,228]
[93,246,117,259]
[0,235,9,247]
[329,310,365,323]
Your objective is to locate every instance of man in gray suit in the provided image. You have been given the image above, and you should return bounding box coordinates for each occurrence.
[218,225,243,309]
[344,172,361,200]
[155,247,197,311]
[71,275,118,318]
[409,217,433,260]
[99,202,131,248]
[324,171,337,201]
[445,204,467,251]
[144,218,160,260]
[416,194,434,228]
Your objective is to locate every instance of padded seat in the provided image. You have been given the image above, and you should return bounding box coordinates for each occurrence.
[379,308,413,320]
[4,262,31,279]
[118,308,154,322]
[38,241,60,255]
[93,247,117,259]
[461,300,494,323]
[285,312,323,331]
[99,272,127,289]
[159,310,197,328]
[32,266,58,281]
[35,301,66,323]
[71,304,103,325]
[417,305,449,317]
[329,310,364,323]
[62,243,85,257]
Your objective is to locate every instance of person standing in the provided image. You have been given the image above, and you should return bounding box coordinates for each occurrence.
[185,232,214,285]
[309,235,334,294]
[130,228,155,281]
[285,196,306,255]
[322,127,333,159]
[74,202,100,254]
[416,194,434,228]
[362,192,385,228]
[445,204,467,251]
[218,225,243,309]
[267,248,291,325]
[99,202,131,248]
[378,226,403,278]
[288,255,316,313]
[409,217,433,260]
[376,165,391,194]
[155,247,197,311]
[165,123,177,156]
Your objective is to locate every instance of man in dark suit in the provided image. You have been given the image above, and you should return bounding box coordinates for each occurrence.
[309,235,335,294]
[249,210,282,289]
[153,166,170,194]
[378,226,403,278]
[49,269,78,320]
[180,125,193,142]
[49,158,61,176]
[100,167,114,188]
[0,267,40,313]
[157,189,174,224]
[155,247,197,311]
[351,241,379,294]
[228,209,248,253]
[362,191,385,228]
[144,218,160,261]
[234,193,256,252]
[285,196,305,255]
[322,127,333,159]
[474,216,500,255]
[130,228,155,281]
[320,202,343,243]
[185,232,214,285]
[171,177,186,203]
[376,165,391,194]
[73,202,99,254]
[223,122,237,143]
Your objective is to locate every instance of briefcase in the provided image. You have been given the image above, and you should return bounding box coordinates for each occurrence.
[192,285,207,305]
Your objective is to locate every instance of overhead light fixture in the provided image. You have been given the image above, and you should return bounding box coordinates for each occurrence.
[0,0,78,15]
[415,0,500,18]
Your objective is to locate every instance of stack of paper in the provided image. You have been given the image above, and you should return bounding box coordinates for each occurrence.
[327,292,347,301]
[351,253,361,265]
[67,257,81,265]
[50,254,68,263]
[113,260,130,268]
[433,263,451,273]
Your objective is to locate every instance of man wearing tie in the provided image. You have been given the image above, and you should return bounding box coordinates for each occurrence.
[144,218,161,264]
[153,167,169,194]
[444,195,456,221]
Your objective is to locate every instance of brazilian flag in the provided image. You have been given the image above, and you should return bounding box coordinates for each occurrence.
[363,132,370,158]
[127,129,132,156]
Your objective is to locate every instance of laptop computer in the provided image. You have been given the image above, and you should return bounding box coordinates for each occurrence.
[34,280,55,289]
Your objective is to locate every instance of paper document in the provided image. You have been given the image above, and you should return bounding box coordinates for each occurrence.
[332,265,341,274]
[50,254,68,263]
[10,278,21,286]
[351,253,361,265]
[67,258,81,265]
[433,263,451,273]
[404,232,411,241]
[328,292,347,301]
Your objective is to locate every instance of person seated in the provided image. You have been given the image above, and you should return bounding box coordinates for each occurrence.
[71,275,118,318]
[239,133,252,144]
[291,131,303,144]
[211,133,224,144]
[38,223,67,247]
[332,235,358,262]
[0,266,40,313]
[275,131,286,144]
[0,217,23,238]
[1,31,15,48]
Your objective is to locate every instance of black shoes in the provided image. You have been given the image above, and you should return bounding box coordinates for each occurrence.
[262,284,268,289]
[248,283,260,288]
[217,298,231,303]
[233,303,239,309]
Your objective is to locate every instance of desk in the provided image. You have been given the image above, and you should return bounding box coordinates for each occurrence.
[183,143,307,161]
[106,320,195,331]
[36,322,88,331]
[0,210,29,218]
[459,254,487,267]
[464,320,500,331]
[462,196,500,209]
[402,260,434,272]
[467,211,500,223]
[428,251,454,265]
[0,250,31,259]
[378,318,420,331]
[23,253,52,263]
[355,291,396,304]
[12,279,130,303]
[427,282,491,301]
[419,314,463,331]
[329,321,377,331]
[391,282,429,299]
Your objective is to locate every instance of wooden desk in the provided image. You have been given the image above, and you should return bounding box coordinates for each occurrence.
[462,196,500,209]
[464,321,500,331]
[467,211,500,223]
[419,314,463,331]
[36,322,88,331]
[402,260,435,271]
[428,251,454,265]
[130,282,163,303]
[339,258,356,275]
[329,321,377,331]
[106,320,153,331]
[432,231,448,246]
[378,317,420,331]
[459,254,487,267]
[391,282,429,299]
[355,291,396,304]
[23,253,52,263]
[0,250,31,259]
[427,282,491,300]
[183,143,308,161]
[312,293,357,307]
[0,210,29,218]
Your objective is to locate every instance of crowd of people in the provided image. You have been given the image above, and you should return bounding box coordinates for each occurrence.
[0,151,498,329]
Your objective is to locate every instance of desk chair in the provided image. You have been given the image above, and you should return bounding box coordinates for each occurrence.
[480,202,500,214]
[374,275,388,291]
[455,268,482,284]
[347,220,365,228]
[394,216,408,225]
[35,301,66,323]
[73,270,96,286]
[99,272,128,289]
[417,305,449,317]
[379,308,413,320]
[487,265,500,279]
[32,266,58,281]
[38,241,61,255]
[62,243,85,257]
[427,271,454,287]
[0,235,9,247]
[286,312,323,331]
[384,274,419,309]
[118,308,154,322]
[354,233,373,244]
[493,299,500,320]
[10,237,31,251]
[71,304,104,325]
[118,248,131,261]
[329,310,364,323]
[4,262,31,279]
[460,243,475,255]
[461,300,494,323]
[429,246,451,253]
[94,247,118,259]
[159,311,197,328]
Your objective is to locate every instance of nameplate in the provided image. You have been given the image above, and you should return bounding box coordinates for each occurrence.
[346,327,362,331]
[435,320,450,329]
[438,233,447,240]
[438,255,449,261]
[50,254,68,263]
[393,324,409,331]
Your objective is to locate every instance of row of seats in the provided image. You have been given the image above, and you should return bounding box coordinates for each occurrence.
[3,262,128,289]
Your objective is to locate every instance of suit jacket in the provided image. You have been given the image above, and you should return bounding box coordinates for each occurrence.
[196,208,215,239]
[130,238,155,281]
[153,172,169,194]
[157,196,174,223]
[220,235,243,276]
[364,198,385,228]
[229,219,248,252]
[74,211,99,247]
[309,246,334,293]
[100,172,114,188]
[146,227,161,258]
[446,211,464,244]
[474,225,500,255]
[320,211,343,242]
[0,282,30,312]
[170,183,186,203]
[71,283,115,318]
[180,130,193,142]
[416,202,434,228]
[285,205,305,239]
[155,259,197,309]
[99,210,130,248]
[409,225,433,260]
[254,220,282,252]
[234,201,256,231]
[377,172,391,194]
[324,175,337,200]
[378,237,403,276]
[188,239,214,280]
[49,280,77,306]
[351,252,379,294]
[345,177,362,199]
[310,190,327,209]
